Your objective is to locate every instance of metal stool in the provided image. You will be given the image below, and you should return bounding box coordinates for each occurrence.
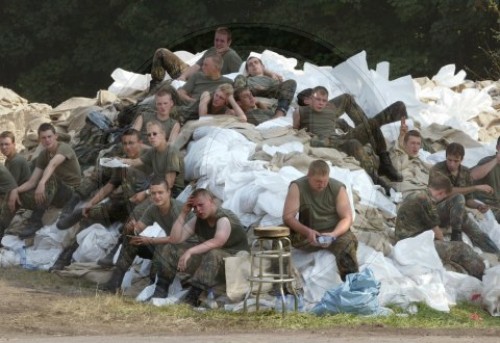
[243,226,298,315]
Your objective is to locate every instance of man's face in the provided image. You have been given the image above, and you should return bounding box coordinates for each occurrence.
[202,57,217,75]
[155,94,173,116]
[236,89,256,110]
[147,125,165,148]
[310,92,328,112]
[191,194,214,220]
[150,184,170,207]
[212,89,227,107]
[445,154,463,173]
[121,134,141,158]
[404,136,422,157]
[213,32,230,50]
[246,57,264,77]
[0,137,16,158]
[39,130,57,150]
[307,173,329,193]
[430,188,448,203]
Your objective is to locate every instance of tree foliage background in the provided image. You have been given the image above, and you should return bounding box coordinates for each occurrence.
[1,0,499,106]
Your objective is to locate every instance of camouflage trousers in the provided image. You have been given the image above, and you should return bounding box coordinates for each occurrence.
[0,177,64,234]
[114,235,158,280]
[312,98,406,177]
[434,241,485,280]
[436,194,500,254]
[151,48,189,82]
[87,196,151,227]
[156,243,233,291]
[291,229,359,281]
[234,75,297,113]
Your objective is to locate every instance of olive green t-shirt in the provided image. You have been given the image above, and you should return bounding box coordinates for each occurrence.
[0,164,17,196]
[35,142,82,188]
[181,72,233,101]
[298,105,342,139]
[140,199,190,235]
[194,207,249,253]
[292,176,344,232]
[140,145,184,193]
[139,111,178,144]
[5,153,31,185]
[474,155,500,206]
[195,47,242,75]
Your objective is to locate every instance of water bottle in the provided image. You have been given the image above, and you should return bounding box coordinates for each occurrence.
[19,246,27,268]
[206,288,218,309]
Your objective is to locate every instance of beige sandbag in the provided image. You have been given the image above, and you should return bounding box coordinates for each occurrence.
[54,262,113,285]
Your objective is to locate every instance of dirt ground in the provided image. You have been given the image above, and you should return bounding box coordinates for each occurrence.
[1,269,499,342]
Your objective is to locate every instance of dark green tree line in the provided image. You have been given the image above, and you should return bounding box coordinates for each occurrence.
[0,0,498,106]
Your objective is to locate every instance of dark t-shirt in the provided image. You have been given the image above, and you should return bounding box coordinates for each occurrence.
[181,72,232,101]
[194,207,249,253]
[195,47,242,75]
[140,146,184,193]
[5,153,31,185]
[36,142,81,188]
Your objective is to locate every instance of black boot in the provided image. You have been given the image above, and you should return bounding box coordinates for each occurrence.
[18,208,45,239]
[99,267,127,293]
[151,275,172,299]
[369,172,392,196]
[49,240,79,271]
[97,239,122,267]
[378,151,403,182]
[56,193,83,230]
[183,286,203,307]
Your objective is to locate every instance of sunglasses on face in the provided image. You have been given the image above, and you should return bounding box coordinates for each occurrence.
[147,132,159,137]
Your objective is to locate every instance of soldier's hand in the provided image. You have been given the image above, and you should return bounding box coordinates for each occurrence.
[34,183,46,206]
[307,228,321,246]
[82,202,92,217]
[178,250,192,272]
[476,184,494,194]
[477,204,489,213]
[124,219,137,234]
[8,189,20,213]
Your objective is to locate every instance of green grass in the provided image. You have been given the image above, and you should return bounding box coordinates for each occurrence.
[1,266,498,335]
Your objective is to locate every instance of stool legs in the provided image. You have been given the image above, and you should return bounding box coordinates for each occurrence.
[243,236,299,316]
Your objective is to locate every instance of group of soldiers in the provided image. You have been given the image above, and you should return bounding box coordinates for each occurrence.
[1,26,499,306]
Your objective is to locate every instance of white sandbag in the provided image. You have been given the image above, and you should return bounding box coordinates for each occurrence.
[73,223,120,263]
[292,249,342,309]
[262,141,303,156]
[108,68,150,97]
[331,51,422,118]
[476,211,500,248]
[431,64,466,88]
[444,271,483,305]
[481,265,500,316]
[391,231,449,312]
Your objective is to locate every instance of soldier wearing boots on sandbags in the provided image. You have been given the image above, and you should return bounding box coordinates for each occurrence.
[51,128,153,271]
[99,177,194,293]
[0,123,81,240]
[294,86,406,194]
[152,188,249,306]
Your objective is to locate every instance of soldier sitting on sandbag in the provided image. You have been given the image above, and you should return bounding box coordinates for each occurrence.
[429,142,500,256]
[149,27,242,93]
[51,128,152,271]
[293,86,406,194]
[395,172,485,279]
[0,123,81,239]
[233,55,297,121]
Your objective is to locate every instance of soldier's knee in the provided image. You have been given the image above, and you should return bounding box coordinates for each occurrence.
[448,194,466,206]
[154,48,170,58]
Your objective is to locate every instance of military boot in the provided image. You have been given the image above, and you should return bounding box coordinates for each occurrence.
[151,275,172,299]
[49,240,79,271]
[368,171,392,196]
[56,193,83,230]
[99,266,127,294]
[183,286,204,307]
[97,239,122,267]
[18,208,45,239]
[378,151,403,182]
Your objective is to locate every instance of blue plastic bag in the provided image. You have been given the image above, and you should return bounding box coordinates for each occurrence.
[311,268,380,315]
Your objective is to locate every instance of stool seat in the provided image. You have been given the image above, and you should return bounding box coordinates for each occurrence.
[254,226,290,238]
